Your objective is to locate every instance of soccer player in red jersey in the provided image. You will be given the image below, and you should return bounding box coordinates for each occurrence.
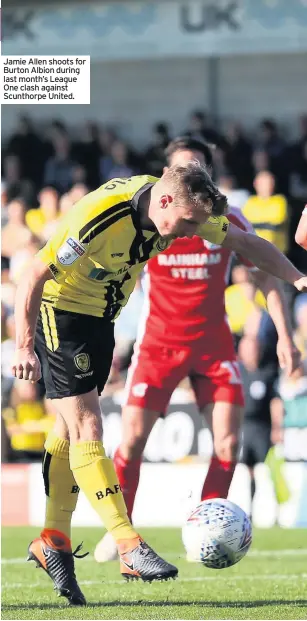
[295,205,307,250]
[95,137,300,562]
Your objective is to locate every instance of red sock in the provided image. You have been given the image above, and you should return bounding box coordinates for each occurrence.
[201,456,236,501]
[113,447,141,521]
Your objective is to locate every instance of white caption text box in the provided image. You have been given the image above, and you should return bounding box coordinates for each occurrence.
[1,56,90,104]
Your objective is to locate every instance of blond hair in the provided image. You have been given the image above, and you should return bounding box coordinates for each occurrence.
[163,161,228,216]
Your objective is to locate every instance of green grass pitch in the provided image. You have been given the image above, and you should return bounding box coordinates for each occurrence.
[2,527,307,620]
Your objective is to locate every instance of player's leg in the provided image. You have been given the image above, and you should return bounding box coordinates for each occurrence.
[114,405,160,520]
[114,341,190,520]
[95,405,160,562]
[56,388,177,581]
[27,310,95,604]
[43,409,80,540]
[31,310,177,587]
[200,401,243,500]
[192,343,244,502]
[95,342,190,563]
[54,389,139,539]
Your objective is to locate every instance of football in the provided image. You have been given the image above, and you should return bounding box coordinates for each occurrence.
[182,498,252,569]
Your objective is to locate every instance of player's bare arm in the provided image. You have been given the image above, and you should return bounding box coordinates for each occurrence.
[295,205,307,250]
[250,270,301,375]
[12,257,54,382]
[222,223,307,292]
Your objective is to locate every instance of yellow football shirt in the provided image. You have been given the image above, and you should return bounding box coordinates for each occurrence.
[37,176,230,319]
[225,284,266,335]
[10,401,46,452]
[26,208,47,237]
[242,194,288,253]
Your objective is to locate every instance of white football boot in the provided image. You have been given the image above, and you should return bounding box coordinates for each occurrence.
[94,531,118,563]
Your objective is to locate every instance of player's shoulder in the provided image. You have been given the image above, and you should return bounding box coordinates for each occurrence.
[99,175,158,201]
[69,175,159,224]
[205,214,228,229]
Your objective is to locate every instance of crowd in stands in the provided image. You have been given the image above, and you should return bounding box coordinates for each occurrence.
[1,110,307,463]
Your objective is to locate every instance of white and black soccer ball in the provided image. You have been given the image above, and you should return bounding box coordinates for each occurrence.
[182,498,252,569]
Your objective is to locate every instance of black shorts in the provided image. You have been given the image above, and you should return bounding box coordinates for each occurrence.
[240,420,271,468]
[35,304,115,400]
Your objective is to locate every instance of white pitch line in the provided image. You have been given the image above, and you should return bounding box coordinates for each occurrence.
[2,574,307,590]
[2,548,307,565]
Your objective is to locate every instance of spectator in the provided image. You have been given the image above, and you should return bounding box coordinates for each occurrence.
[242,171,289,253]
[224,122,254,191]
[185,110,223,147]
[69,183,88,205]
[105,140,136,181]
[289,115,307,188]
[1,260,16,310]
[289,136,307,201]
[217,174,250,210]
[255,119,287,193]
[145,122,171,177]
[275,352,307,465]
[4,380,49,463]
[252,149,270,177]
[238,333,281,510]
[225,265,266,338]
[1,314,55,462]
[47,119,68,147]
[98,127,117,182]
[43,131,75,193]
[1,198,32,259]
[256,119,285,161]
[71,164,88,186]
[26,186,59,240]
[2,154,36,207]
[71,121,101,189]
[210,145,228,180]
[59,192,74,215]
[9,236,42,286]
[5,115,45,188]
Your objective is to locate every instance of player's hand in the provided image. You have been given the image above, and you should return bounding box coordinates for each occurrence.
[294,276,307,292]
[12,348,41,382]
[276,338,301,376]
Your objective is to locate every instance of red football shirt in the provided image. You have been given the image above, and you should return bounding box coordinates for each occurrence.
[141,208,255,346]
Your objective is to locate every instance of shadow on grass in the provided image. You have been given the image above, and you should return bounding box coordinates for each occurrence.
[2,600,307,611]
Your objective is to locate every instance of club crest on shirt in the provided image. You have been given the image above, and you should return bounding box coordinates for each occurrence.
[74,353,90,373]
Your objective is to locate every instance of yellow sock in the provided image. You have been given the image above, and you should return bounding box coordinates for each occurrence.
[43,430,79,539]
[69,441,137,541]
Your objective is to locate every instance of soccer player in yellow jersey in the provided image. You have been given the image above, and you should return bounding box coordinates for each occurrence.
[13,163,307,605]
